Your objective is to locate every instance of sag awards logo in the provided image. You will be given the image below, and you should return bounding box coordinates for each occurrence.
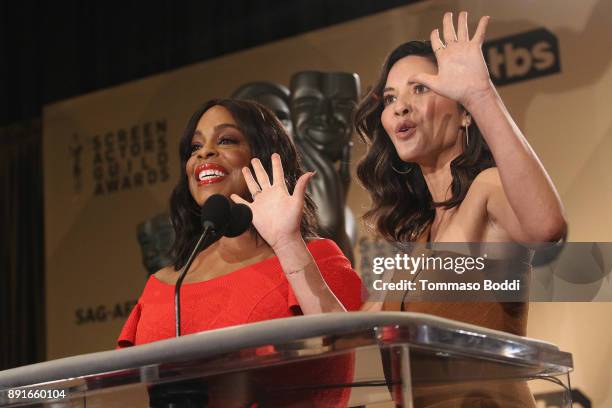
[68,119,170,195]
[484,28,561,86]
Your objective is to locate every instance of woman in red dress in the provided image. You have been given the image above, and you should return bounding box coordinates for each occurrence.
[118,99,362,407]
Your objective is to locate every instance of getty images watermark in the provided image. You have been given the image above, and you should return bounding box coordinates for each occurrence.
[360,241,612,302]
[360,241,536,302]
[371,253,521,295]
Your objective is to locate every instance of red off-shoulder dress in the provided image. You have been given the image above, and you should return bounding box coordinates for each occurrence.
[117,238,362,407]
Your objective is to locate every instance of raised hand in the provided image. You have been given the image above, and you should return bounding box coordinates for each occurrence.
[231,153,315,250]
[411,11,494,109]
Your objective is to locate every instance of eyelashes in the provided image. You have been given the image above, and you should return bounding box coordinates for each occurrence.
[218,137,238,145]
[189,135,239,155]
[414,84,429,94]
[383,94,396,106]
[382,84,430,106]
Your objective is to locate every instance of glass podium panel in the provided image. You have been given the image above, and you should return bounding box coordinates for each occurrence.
[0,312,573,407]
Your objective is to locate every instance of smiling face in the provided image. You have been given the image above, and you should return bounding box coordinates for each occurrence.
[381,55,466,166]
[186,105,252,206]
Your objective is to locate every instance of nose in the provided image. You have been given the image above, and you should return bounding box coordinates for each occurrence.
[196,144,218,159]
[393,96,411,117]
[318,98,333,124]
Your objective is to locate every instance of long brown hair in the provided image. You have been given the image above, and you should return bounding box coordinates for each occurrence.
[355,41,495,242]
[169,99,318,270]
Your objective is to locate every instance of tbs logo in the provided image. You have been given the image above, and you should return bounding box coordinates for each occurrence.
[484,28,561,86]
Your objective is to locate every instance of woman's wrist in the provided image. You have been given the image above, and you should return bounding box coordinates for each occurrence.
[271,233,305,255]
[283,260,315,277]
[463,81,497,113]
[273,237,345,313]
[272,234,315,275]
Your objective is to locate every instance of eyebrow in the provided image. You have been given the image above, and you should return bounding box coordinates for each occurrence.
[193,123,242,138]
[214,123,241,132]
[383,82,419,93]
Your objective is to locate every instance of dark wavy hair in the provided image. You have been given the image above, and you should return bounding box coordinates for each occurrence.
[169,98,318,270]
[355,41,495,242]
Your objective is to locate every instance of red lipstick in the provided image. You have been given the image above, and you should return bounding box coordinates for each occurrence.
[194,163,229,186]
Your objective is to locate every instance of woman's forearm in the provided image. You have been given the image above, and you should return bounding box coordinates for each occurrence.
[465,86,567,242]
[273,236,347,314]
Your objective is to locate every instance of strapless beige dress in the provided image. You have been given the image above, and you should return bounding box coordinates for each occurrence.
[381,248,536,408]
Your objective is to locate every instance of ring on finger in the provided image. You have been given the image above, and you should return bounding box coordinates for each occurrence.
[433,44,446,52]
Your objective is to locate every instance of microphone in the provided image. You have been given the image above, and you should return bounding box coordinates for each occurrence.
[200,194,233,232]
[224,203,253,238]
[175,194,231,337]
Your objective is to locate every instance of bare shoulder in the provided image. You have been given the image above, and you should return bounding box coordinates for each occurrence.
[472,167,502,188]
[153,265,179,284]
[469,167,509,211]
[465,167,503,202]
[460,167,501,205]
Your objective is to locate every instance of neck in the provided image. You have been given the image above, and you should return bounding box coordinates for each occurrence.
[200,230,272,264]
[417,138,463,207]
[419,157,454,206]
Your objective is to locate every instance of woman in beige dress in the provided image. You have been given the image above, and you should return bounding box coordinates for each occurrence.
[356,12,567,407]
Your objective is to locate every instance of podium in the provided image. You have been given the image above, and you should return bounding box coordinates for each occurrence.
[0,312,573,407]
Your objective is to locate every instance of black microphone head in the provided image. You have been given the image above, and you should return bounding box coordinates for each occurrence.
[224,204,253,238]
[200,194,231,233]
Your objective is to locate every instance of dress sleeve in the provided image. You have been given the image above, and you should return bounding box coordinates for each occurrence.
[116,302,142,348]
[288,239,363,313]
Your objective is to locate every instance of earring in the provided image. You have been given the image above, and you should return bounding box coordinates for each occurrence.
[391,162,413,174]
[463,113,472,148]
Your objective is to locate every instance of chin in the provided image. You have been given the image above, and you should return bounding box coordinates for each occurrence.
[395,148,418,163]
[190,189,219,207]
[395,141,432,164]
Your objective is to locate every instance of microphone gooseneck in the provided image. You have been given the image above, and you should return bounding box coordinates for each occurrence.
[175,194,231,337]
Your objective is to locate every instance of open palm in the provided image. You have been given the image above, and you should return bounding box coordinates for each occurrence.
[413,12,493,108]
[231,154,314,250]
